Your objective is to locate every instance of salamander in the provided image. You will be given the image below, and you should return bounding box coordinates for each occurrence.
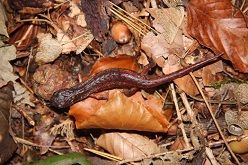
[50,55,221,109]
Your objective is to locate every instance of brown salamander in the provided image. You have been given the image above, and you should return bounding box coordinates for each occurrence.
[50,55,221,109]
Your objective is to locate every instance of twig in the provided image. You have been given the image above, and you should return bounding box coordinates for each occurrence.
[48,149,63,155]
[87,45,104,57]
[119,147,194,164]
[208,135,248,147]
[151,0,158,8]
[240,0,246,11]
[108,1,159,34]
[15,137,70,149]
[13,105,35,126]
[16,19,36,47]
[170,83,191,148]
[190,72,240,165]
[180,92,195,122]
[205,147,220,165]
[19,78,34,95]
[84,148,121,162]
[188,94,236,105]
[207,89,229,129]
[25,47,33,82]
[120,134,247,164]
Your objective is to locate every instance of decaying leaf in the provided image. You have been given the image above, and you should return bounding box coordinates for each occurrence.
[0,44,17,87]
[96,132,160,159]
[187,0,248,72]
[7,0,54,14]
[141,32,170,65]
[33,115,56,155]
[0,83,17,164]
[0,2,8,37]
[35,33,62,64]
[201,61,223,86]
[0,44,34,106]
[32,64,76,100]
[69,90,170,132]
[146,7,184,44]
[220,83,248,104]
[8,23,39,52]
[56,26,94,54]
[13,82,34,107]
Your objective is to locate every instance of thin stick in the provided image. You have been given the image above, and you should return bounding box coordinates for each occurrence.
[207,89,228,129]
[190,72,240,165]
[15,137,70,149]
[205,147,220,165]
[180,92,195,122]
[25,47,33,82]
[170,83,191,148]
[188,94,236,105]
[109,1,159,34]
[84,148,121,161]
[121,134,247,164]
[13,106,35,126]
[120,147,194,164]
[109,8,146,35]
[110,6,149,34]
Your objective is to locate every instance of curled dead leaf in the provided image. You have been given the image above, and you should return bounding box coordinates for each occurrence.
[69,90,170,132]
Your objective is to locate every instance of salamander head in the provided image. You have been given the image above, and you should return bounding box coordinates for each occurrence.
[50,89,75,109]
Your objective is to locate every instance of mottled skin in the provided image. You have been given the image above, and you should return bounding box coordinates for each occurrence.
[50,55,221,109]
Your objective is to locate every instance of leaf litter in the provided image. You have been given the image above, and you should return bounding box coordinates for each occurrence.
[1,0,248,164]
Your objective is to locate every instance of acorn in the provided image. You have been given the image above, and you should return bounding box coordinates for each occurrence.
[111,21,132,44]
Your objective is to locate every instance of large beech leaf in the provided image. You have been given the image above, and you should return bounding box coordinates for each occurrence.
[69,90,171,132]
[88,55,139,76]
[96,133,160,159]
[187,0,248,72]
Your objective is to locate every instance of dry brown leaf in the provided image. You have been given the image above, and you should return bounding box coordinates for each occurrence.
[69,90,170,132]
[96,132,160,159]
[163,54,199,96]
[187,0,248,72]
[13,82,34,107]
[202,61,224,86]
[56,27,93,54]
[146,7,184,44]
[141,32,169,63]
[32,64,76,100]
[0,45,17,87]
[141,30,185,67]
[88,54,140,77]
[35,33,62,64]
[169,137,187,151]
[33,115,56,155]
[0,2,8,37]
